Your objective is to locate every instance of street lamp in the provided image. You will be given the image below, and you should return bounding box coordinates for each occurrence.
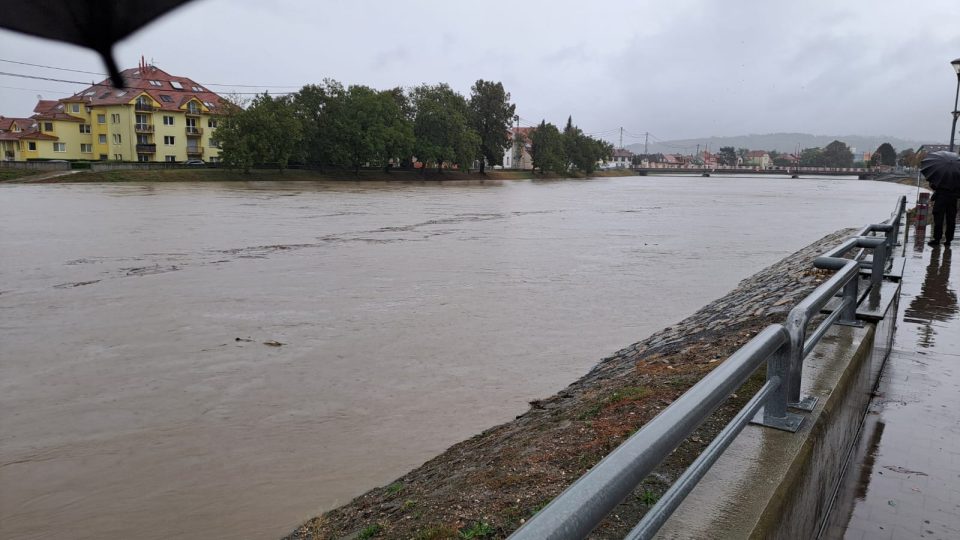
[950,57,960,152]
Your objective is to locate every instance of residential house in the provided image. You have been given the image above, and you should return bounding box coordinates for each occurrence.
[0,116,39,161]
[745,150,771,168]
[605,148,635,169]
[502,127,534,170]
[2,62,225,162]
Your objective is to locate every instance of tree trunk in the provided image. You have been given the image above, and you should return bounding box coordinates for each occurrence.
[437,160,443,174]
[479,158,486,174]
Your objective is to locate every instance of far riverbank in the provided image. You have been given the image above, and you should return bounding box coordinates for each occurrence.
[0,167,639,184]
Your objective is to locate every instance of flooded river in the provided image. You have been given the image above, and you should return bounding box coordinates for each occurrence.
[0,176,914,539]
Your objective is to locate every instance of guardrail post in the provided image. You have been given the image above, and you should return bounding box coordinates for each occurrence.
[751,343,803,432]
[839,275,859,325]
[871,241,886,288]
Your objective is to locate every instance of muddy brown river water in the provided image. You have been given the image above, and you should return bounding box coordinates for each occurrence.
[0,176,914,539]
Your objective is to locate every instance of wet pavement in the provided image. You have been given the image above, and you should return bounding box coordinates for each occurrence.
[828,228,960,539]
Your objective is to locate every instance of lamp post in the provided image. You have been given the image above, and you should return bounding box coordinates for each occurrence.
[950,57,960,152]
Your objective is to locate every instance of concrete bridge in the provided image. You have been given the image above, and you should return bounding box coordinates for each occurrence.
[629,166,882,179]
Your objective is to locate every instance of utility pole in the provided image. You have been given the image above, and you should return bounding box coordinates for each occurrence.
[644,132,649,156]
[513,114,520,168]
[619,127,623,150]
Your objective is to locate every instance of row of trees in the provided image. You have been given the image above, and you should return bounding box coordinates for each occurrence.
[529,117,613,174]
[216,79,517,173]
[215,79,612,175]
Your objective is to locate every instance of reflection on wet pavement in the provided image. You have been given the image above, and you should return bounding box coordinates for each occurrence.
[829,236,960,539]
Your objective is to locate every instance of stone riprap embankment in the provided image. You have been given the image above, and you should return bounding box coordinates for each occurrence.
[287,228,856,540]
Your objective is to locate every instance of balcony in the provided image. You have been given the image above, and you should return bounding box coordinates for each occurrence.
[185,126,204,137]
[135,124,155,133]
[185,108,202,117]
[186,147,204,156]
[136,144,157,153]
[135,102,156,112]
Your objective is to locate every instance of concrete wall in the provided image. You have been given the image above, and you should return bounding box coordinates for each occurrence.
[657,284,900,539]
[0,161,70,171]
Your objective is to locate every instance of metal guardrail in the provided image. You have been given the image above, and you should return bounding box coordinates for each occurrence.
[510,196,907,540]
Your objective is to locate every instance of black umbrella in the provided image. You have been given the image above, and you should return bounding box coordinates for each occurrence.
[0,0,196,87]
[921,151,960,194]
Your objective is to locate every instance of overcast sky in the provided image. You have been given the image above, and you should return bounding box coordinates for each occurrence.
[1,0,958,145]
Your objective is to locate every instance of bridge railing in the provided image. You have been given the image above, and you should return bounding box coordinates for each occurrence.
[509,196,906,540]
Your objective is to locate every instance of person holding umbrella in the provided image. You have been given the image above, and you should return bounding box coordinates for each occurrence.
[921,151,960,246]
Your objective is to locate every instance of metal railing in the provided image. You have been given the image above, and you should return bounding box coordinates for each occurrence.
[510,196,906,540]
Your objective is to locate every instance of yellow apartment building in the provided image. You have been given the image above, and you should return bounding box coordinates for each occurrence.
[2,64,224,163]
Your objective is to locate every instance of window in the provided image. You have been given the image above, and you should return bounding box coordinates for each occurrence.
[81,143,92,153]
[98,134,107,144]
[185,118,197,128]
[203,101,214,108]
[28,142,37,151]
[43,122,53,132]
[207,118,218,128]
[163,116,175,126]
[53,142,66,152]
[83,91,95,96]
[137,134,150,145]
[170,81,183,89]
[165,155,176,162]
[138,154,151,162]
[149,80,163,87]
[136,114,149,125]
[99,154,108,161]
[192,86,204,92]
[111,114,120,124]
[159,95,173,103]
[164,136,175,145]
[97,114,106,124]
[79,124,91,134]
[113,134,122,144]
[116,91,127,97]
[209,138,219,148]
[71,104,80,113]
[209,156,220,163]
[114,154,123,161]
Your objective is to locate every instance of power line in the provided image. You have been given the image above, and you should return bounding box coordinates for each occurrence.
[0,84,72,94]
[0,71,291,95]
[0,57,301,89]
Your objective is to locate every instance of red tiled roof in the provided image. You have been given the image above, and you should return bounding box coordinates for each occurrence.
[612,148,634,158]
[0,116,35,131]
[11,127,59,141]
[746,150,768,157]
[63,65,225,113]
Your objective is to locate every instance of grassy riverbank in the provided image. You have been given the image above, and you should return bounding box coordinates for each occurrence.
[285,230,849,540]
[0,168,50,182]
[4,167,639,184]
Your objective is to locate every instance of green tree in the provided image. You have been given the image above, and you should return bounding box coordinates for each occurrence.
[324,85,414,173]
[468,80,515,174]
[218,93,302,173]
[717,146,737,166]
[898,148,916,167]
[822,140,853,168]
[559,116,612,174]
[799,147,825,167]
[530,120,566,173]
[736,147,750,163]
[873,142,896,167]
[291,80,343,168]
[411,84,479,172]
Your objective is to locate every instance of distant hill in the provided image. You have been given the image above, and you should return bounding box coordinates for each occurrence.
[626,132,934,155]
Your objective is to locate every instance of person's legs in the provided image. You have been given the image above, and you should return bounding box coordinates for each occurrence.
[944,196,957,243]
[931,196,946,243]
